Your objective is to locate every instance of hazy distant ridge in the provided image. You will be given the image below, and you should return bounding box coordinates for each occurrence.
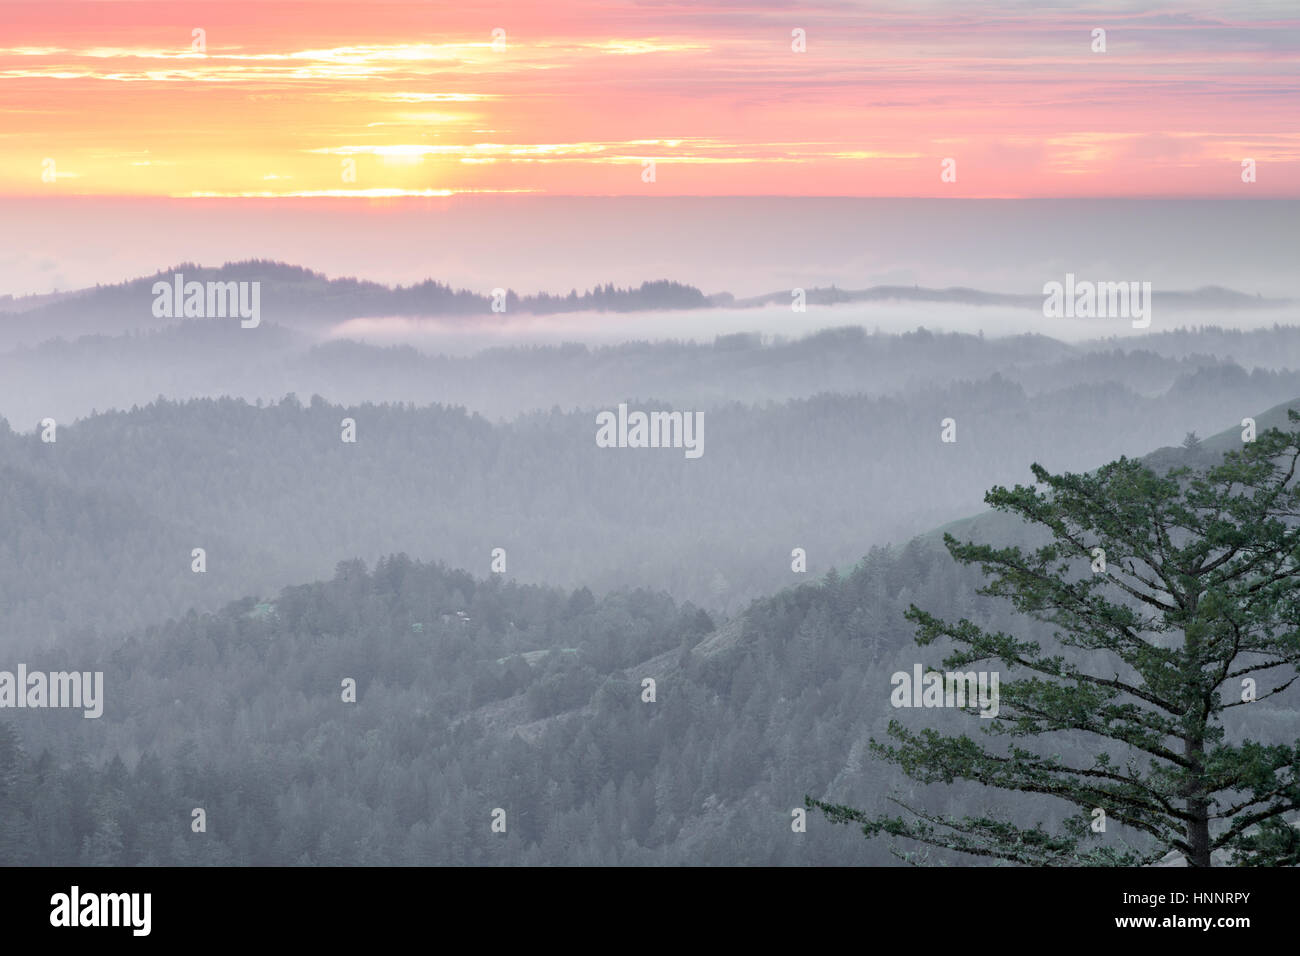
[0,261,1287,339]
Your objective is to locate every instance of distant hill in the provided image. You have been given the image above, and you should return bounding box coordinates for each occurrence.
[0,260,1287,348]
[724,284,1288,311]
[0,261,711,346]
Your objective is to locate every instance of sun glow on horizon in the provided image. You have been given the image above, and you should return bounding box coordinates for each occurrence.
[1,1,1297,198]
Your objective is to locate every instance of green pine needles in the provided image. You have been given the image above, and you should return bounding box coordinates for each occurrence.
[812,411,1300,867]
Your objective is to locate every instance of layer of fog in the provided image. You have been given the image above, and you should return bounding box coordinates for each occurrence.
[327,301,1300,354]
[8,303,1300,429]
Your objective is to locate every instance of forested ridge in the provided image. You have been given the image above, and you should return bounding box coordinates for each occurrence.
[5,420,1300,865]
[11,318,1300,428]
[6,360,1300,644]
[0,542,1030,864]
[0,261,711,346]
[5,314,1300,865]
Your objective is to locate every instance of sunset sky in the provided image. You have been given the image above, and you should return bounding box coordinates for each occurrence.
[3,0,1298,198]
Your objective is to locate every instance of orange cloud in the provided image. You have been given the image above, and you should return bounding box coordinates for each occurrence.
[1,2,1296,197]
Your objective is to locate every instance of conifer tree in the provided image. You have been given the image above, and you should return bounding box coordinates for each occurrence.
[812,412,1300,866]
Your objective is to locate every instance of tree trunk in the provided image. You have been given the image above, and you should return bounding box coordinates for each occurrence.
[1186,733,1212,867]
[1183,600,1213,867]
[1186,796,1212,867]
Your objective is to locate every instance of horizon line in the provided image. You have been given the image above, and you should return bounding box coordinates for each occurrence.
[4,193,1296,202]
